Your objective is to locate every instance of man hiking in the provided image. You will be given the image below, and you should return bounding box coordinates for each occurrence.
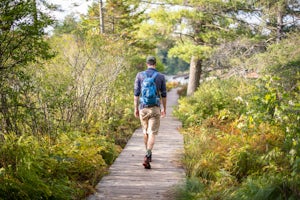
[134,56,167,169]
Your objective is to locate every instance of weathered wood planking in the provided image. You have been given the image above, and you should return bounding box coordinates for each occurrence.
[87,89,185,200]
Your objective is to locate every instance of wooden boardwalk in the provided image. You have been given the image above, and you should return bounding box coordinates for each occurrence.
[87,89,185,200]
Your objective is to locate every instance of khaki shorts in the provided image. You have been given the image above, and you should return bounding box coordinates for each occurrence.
[139,106,161,135]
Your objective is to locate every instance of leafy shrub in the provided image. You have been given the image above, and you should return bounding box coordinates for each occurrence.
[174,177,206,200]
[166,81,180,91]
[0,132,118,199]
[175,73,299,199]
[177,84,188,97]
[174,78,252,127]
[0,133,74,199]
[229,173,300,200]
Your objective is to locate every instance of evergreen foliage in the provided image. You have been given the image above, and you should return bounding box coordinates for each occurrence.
[0,0,54,134]
[158,48,189,74]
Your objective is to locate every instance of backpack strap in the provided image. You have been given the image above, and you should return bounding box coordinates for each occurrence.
[150,72,159,97]
[142,71,148,79]
[151,71,158,80]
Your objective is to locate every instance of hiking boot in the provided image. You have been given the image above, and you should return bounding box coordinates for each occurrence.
[149,154,152,162]
[143,155,151,169]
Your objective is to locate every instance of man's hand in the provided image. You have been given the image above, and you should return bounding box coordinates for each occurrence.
[134,108,140,118]
[161,110,166,118]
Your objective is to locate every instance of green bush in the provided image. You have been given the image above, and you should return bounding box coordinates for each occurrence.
[230,173,300,200]
[0,132,118,199]
[175,74,299,199]
[0,133,74,199]
[174,78,252,127]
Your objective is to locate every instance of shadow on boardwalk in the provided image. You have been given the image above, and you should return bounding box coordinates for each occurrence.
[88,89,185,200]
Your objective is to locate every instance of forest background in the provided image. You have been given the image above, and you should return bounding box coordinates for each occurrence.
[0,0,299,199]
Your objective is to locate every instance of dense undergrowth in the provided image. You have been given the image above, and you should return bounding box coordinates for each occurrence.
[0,132,118,199]
[0,34,141,199]
[174,34,300,199]
[0,94,139,200]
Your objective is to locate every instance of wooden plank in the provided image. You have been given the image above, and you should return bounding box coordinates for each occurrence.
[87,89,185,200]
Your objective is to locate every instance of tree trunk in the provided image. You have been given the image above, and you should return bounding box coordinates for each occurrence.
[99,0,105,34]
[0,93,13,134]
[33,0,38,31]
[276,8,283,43]
[187,56,202,96]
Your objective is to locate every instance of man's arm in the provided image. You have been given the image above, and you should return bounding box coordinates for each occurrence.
[161,97,167,117]
[159,74,167,117]
[134,73,141,118]
[134,96,139,118]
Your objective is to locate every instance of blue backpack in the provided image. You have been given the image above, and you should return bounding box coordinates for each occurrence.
[140,71,160,106]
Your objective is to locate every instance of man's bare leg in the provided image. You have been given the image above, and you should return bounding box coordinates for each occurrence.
[144,133,155,151]
[145,133,155,162]
[143,133,153,168]
[147,133,155,150]
[144,133,148,150]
